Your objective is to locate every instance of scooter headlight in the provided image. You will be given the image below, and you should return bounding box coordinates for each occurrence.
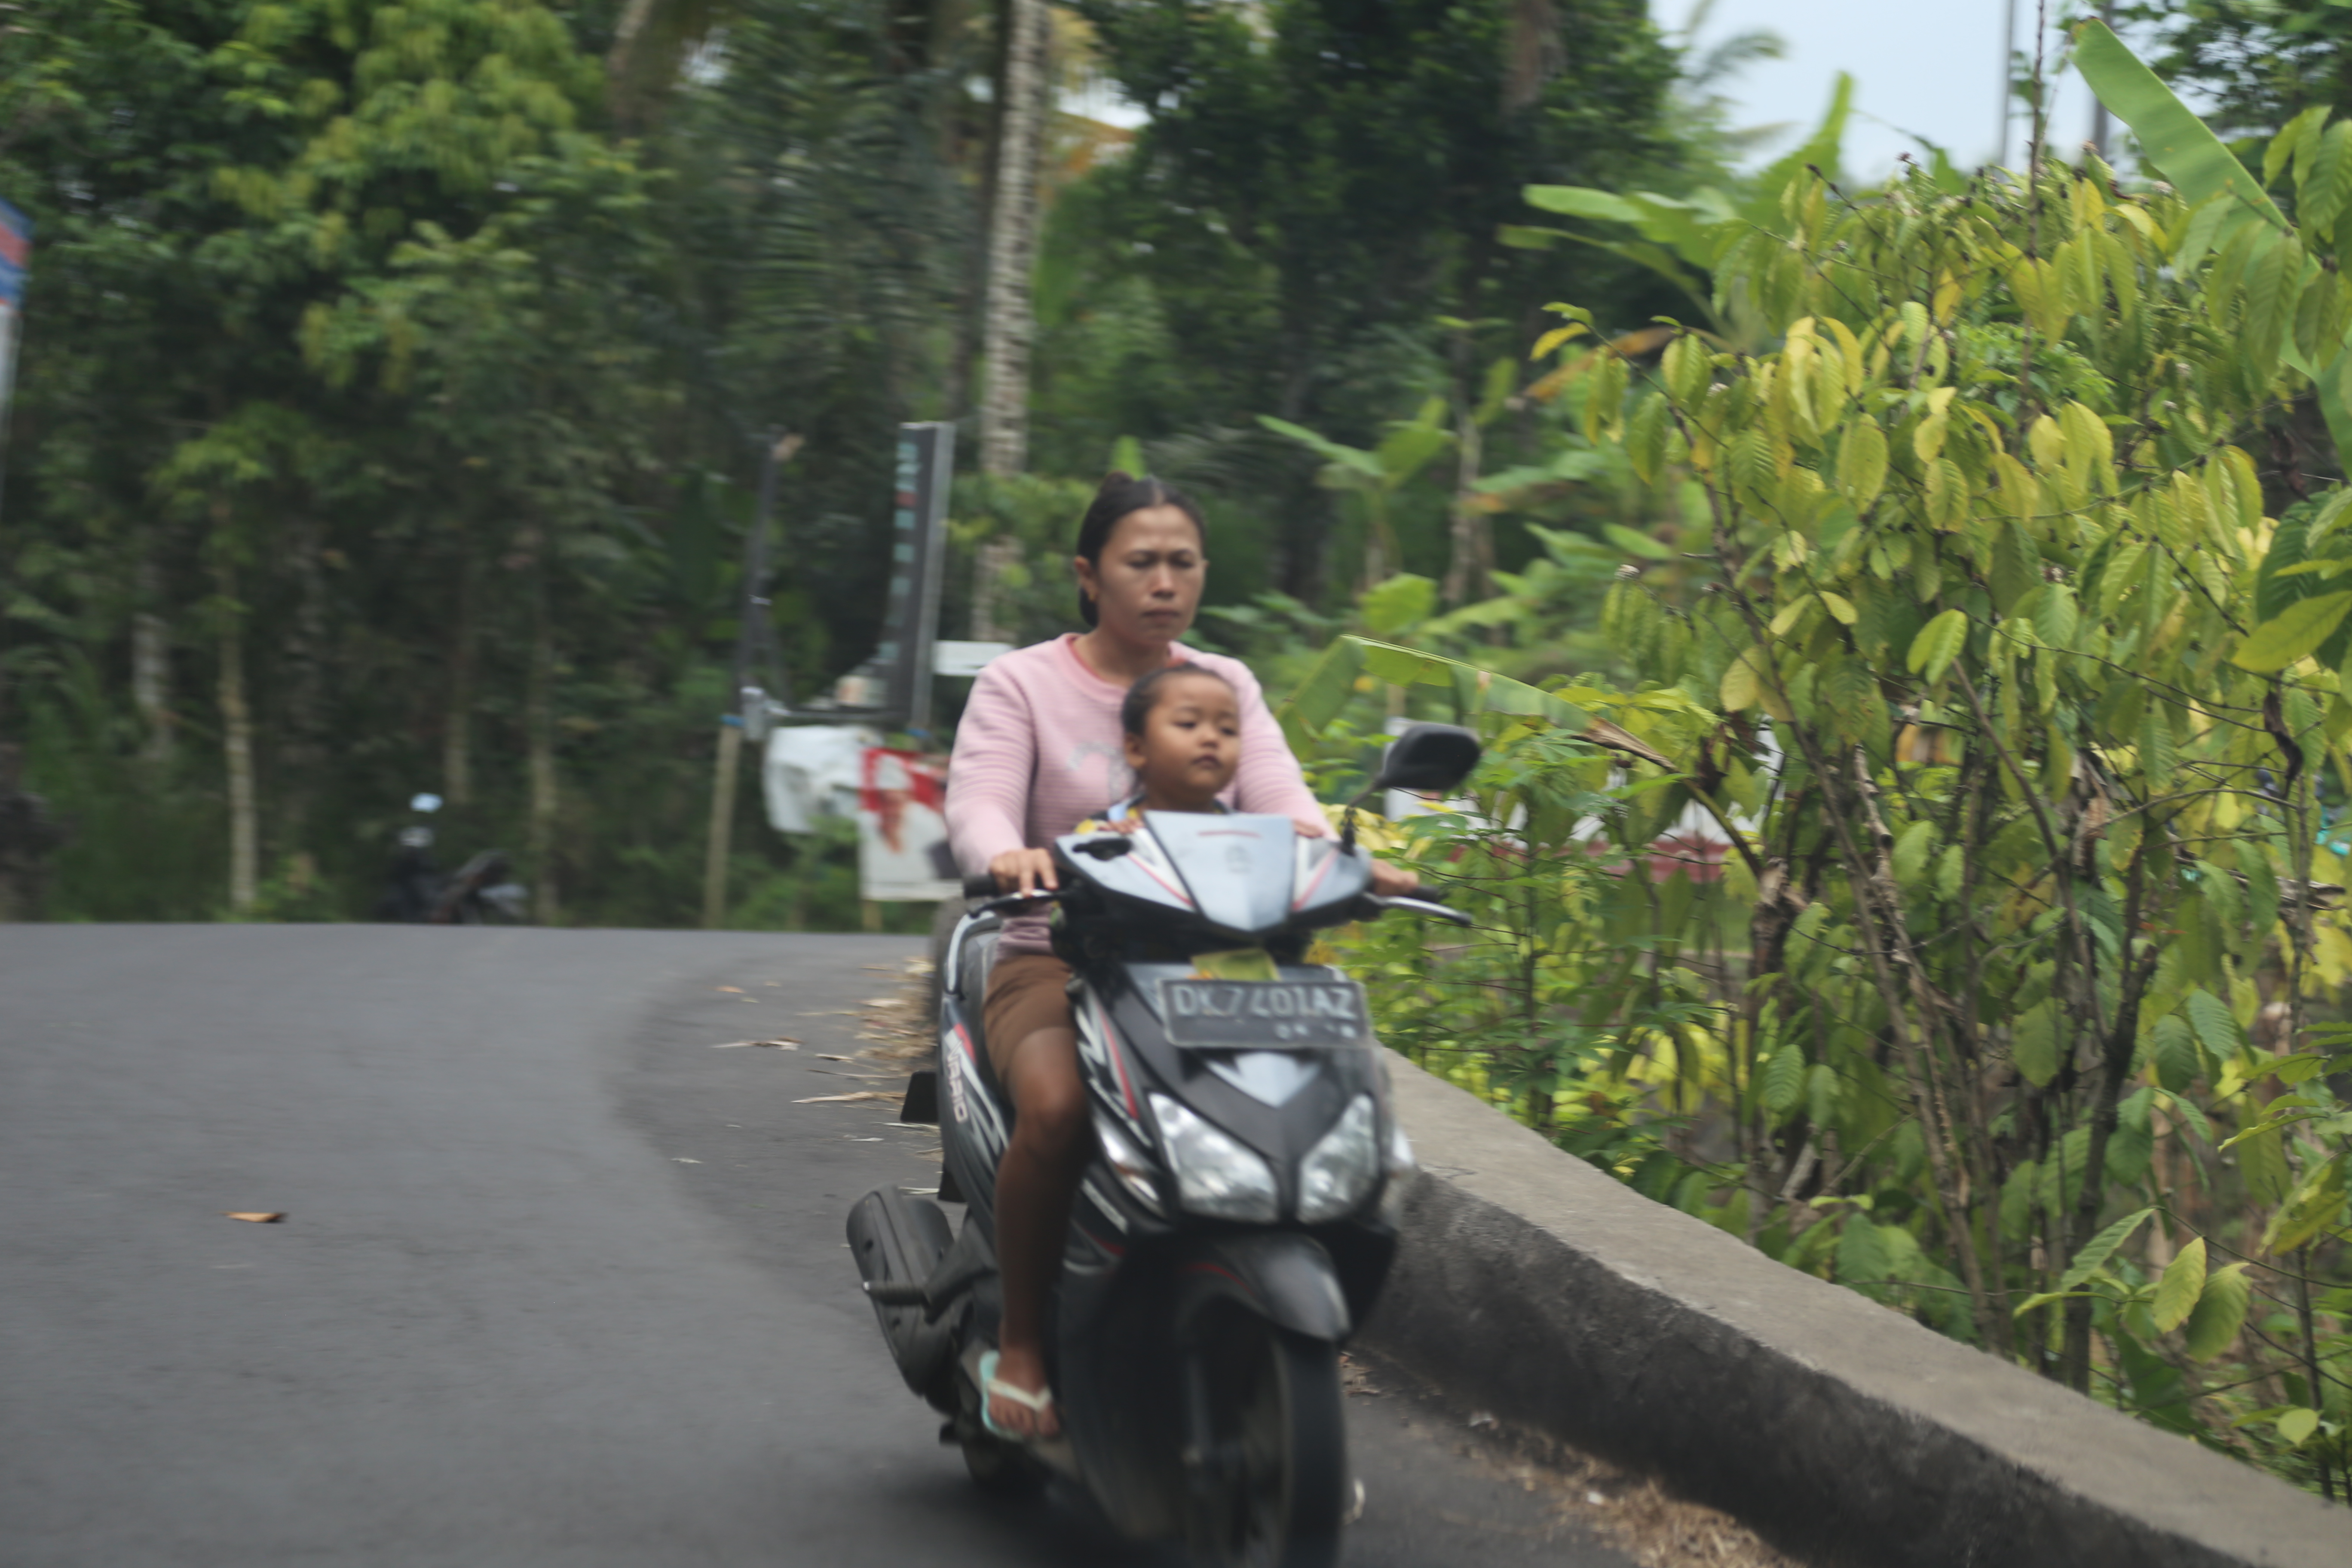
[1148,1093,1278,1222]
[1297,1093,1380,1222]
[1387,1123,1416,1179]
[1093,1112,1166,1215]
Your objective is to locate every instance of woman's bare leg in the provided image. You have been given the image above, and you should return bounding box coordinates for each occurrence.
[989,1024,1088,1439]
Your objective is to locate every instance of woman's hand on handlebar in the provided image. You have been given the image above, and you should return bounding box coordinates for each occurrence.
[1368,859,1419,897]
[990,847,1060,897]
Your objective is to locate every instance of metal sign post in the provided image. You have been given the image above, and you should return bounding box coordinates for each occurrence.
[895,422,954,736]
[703,420,999,922]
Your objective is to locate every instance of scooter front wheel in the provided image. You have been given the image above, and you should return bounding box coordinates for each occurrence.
[1183,1311,1347,1568]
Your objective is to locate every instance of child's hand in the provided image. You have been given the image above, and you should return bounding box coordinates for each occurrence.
[1369,860,1419,896]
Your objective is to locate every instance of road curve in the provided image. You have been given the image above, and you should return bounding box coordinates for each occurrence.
[0,925,1632,1568]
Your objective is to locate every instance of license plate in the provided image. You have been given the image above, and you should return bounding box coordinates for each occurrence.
[1156,978,1372,1048]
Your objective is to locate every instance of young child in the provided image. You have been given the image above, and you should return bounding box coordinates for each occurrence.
[1084,662,1242,829]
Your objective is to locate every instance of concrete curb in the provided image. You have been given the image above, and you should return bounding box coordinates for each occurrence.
[1366,1053,2350,1568]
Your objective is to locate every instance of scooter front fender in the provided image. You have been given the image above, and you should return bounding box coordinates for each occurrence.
[1170,1232,1351,1345]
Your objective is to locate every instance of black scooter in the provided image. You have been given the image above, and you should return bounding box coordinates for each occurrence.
[848,725,1479,1568]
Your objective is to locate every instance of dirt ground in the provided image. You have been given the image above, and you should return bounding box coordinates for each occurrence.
[1337,1347,1804,1568]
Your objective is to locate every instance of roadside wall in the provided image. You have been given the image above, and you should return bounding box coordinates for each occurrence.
[1366,1054,2349,1568]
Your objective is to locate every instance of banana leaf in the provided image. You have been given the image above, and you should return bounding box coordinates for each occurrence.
[2072,21,2352,457]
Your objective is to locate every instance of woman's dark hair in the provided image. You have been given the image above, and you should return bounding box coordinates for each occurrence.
[1074,471,1207,628]
[1120,662,1233,737]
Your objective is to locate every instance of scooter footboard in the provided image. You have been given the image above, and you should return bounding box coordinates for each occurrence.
[1170,1233,1352,1344]
[845,1187,958,1405]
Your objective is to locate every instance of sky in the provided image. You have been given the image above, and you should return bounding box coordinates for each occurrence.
[1661,0,2132,179]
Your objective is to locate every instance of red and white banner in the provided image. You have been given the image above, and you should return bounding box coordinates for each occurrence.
[857,747,958,901]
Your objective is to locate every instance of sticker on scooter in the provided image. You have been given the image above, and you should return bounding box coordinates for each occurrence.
[1156,978,1372,1047]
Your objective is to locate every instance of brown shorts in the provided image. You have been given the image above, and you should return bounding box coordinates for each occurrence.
[981,951,1077,1079]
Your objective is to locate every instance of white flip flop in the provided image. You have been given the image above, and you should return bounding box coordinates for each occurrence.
[977,1349,1058,1441]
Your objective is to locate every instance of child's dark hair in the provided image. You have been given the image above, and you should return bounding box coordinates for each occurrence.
[1121,662,1233,737]
[1074,471,1207,627]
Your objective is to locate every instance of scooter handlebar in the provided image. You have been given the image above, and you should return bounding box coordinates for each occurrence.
[965,887,1066,919]
[1357,892,1472,927]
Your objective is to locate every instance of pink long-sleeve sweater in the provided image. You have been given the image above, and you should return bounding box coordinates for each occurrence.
[946,633,1325,954]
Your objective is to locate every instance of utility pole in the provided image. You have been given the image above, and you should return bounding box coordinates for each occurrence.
[1998,0,2019,167]
[702,432,800,931]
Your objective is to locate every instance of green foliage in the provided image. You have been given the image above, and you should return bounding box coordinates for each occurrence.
[1294,29,2352,1495]
[1516,72,1854,347]
[3,0,1725,925]
[1068,0,1688,597]
[2114,0,2352,139]
[0,0,967,926]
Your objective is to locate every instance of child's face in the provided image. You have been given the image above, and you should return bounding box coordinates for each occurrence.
[1124,673,1240,810]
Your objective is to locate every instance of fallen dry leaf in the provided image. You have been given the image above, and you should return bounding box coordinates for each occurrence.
[710,1038,798,1049]
[716,986,745,993]
[861,996,900,1008]
[794,1090,898,1104]
[224,1212,285,1223]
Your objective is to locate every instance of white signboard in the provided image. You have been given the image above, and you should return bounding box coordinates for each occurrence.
[931,640,1012,677]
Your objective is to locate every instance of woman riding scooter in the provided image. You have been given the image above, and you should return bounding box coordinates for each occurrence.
[943,472,1417,1440]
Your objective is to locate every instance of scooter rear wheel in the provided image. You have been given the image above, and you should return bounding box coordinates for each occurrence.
[1185,1313,1347,1568]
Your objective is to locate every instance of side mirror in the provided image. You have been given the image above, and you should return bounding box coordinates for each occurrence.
[1375,723,1480,796]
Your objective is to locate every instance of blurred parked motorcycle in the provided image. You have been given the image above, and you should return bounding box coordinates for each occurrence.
[374,794,529,924]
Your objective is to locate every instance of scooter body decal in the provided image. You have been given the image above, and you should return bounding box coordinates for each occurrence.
[1081,1178,1130,1234]
[942,1024,1006,1155]
[1075,994,1145,1135]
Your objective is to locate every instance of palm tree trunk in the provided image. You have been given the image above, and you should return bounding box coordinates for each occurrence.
[278,523,329,856]
[604,0,662,122]
[979,0,1050,476]
[444,554,477,808]
[527,562,560,924]
[214,558,257,914]
[1443,410,1490,608]
[132,552,173,766]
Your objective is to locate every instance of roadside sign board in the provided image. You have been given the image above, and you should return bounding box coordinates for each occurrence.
[856,747,959,901]
[931,639,1011,677]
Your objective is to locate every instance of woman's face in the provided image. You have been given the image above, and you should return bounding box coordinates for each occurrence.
[1075,505,1207,645]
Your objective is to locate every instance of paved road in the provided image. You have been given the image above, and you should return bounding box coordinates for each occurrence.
[0,926,1633,1567]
